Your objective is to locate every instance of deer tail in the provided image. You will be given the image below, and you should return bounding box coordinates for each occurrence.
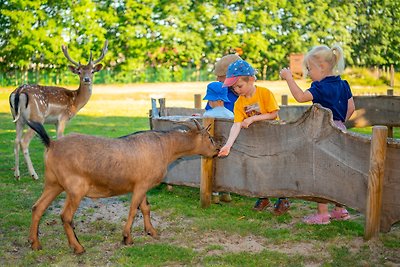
[10,92,28,122]
[26,120,51,148]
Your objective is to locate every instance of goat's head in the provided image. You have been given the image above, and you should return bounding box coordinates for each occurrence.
[189,119,220,158]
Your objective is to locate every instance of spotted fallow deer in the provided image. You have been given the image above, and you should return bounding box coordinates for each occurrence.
[9,40,108,180]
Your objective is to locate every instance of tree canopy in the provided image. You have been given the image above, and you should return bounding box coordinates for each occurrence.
[0,0,398,83]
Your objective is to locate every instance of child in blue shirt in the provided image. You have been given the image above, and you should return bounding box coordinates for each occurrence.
[280,44,355,224]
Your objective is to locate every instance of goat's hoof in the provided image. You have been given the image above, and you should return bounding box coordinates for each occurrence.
[74,247,85,255]
[30,242,42,251]
[146,230,159,239]
[122,236,133,245]
[31,174,39,180]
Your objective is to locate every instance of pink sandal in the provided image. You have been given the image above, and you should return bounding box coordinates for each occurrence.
[303,213,331,225]
[330,208,350,221]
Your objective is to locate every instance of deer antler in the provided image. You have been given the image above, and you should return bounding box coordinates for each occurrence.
[91,40,108,65]
[61,44,80,66]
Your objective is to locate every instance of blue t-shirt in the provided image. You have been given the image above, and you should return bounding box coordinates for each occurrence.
[308,76,353,122]
[203,106,234,119]
[205,87,238,112]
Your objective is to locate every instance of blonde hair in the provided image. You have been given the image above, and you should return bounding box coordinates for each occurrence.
[303,44,345,76]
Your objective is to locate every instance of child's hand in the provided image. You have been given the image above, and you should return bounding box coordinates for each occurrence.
[280,68,292,80]
[241,117,253,128]
[218,145,231,157]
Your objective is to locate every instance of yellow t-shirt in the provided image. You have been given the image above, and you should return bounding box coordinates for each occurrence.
[233,85,279,123]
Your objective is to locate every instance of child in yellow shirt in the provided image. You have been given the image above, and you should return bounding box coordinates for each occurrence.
[218,60,290,215]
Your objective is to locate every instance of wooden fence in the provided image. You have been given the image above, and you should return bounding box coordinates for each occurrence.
[150,96,400,240]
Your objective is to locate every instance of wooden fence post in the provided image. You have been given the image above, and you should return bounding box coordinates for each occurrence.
[158,98,166,117]
[194,94,202,109]
[200,117,215,208]
[386,90,394,138]
[390,64,394,88]
[365,125,388,240]
[151,98,159,118]
[281,94,288,106]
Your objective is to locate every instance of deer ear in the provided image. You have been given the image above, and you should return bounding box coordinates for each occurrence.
[69,65,79,74]
[93,64,103,72]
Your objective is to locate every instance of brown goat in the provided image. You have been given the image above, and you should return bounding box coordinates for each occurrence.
[26,119,219,254]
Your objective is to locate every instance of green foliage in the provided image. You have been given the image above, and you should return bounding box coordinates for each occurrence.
[343,68,390,86]
[0,1,399,85]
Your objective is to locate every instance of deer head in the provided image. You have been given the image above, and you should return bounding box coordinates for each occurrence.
[62,40,108,86]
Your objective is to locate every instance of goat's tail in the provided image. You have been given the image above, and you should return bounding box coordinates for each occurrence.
[26,120,51,148]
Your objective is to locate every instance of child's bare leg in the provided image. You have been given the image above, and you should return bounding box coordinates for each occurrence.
[317,203,329,214]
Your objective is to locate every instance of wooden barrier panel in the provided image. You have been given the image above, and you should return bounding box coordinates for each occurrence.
[151,104,400,234]
[346,95,400,128]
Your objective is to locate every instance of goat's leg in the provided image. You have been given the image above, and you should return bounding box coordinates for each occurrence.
[21,128,39,180]
[139,196,158,239]
[61,193,85,254]
[122,190,147,245]
[29,184,63,250]
[13,121,23,180]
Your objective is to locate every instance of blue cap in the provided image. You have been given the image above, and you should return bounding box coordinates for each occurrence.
[223,60,256,87]
[203,82,230,102]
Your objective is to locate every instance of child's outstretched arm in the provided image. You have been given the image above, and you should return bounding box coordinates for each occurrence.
[218,122,241,157]
[280,68,313,103]
[242,110,278,128]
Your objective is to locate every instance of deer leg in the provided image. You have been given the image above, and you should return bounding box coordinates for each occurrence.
[139,196,158,239]
[122,189,147,245]
[21,128,39,180]
[13,121,24,180]
[56,119,67,138]
[29,183,63,251]
[61,192,85,254]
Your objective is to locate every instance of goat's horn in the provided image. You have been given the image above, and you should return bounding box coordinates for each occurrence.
[193,119,202,131]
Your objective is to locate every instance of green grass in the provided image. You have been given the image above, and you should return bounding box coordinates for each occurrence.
[349,126,400,137]
[1,83,400,266]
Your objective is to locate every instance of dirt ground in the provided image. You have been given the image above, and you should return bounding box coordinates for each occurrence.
[47,196,397,266]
